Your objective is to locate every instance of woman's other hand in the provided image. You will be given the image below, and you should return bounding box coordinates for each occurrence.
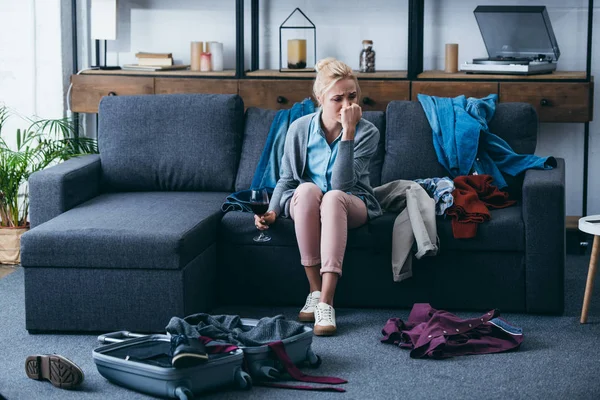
[254,211,276,230]
[341,104,362,140]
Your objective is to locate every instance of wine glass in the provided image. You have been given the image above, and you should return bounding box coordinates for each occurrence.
[250,188,271,242]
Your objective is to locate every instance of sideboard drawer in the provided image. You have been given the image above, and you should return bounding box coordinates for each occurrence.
[411,81,498,99]
[358,81,410,111]
[155,78,238,94]
[239,80,315,109]
[71,75,154,113]
[500,82,593,122]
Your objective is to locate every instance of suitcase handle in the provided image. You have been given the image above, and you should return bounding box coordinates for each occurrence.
[97,331,148,344]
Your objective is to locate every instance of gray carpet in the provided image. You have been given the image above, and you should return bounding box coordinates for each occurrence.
[1,255,599,400]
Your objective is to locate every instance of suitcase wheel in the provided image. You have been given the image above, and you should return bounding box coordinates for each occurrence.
[259,366,281,380]
[175,386,194,400]
[307,348,322,369]
[236,370,253,390]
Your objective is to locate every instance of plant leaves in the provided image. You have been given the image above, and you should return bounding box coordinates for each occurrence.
[0,106,97,227]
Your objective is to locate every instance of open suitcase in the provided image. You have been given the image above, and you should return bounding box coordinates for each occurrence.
[93,331,252,399]
[238,318,321,380]
[93,318,323,398]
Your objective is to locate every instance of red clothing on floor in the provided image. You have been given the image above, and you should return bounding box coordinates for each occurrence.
[380,303,524,359]
[446,174,516,239]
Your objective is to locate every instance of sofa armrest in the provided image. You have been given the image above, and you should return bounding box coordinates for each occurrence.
[28,154,101,228]
[522,157,565,314]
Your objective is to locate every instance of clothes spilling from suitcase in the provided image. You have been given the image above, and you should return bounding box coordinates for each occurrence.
[93,314,347,399]
[88,307,524,399]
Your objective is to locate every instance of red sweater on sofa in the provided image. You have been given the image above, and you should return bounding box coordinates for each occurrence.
[446,175,516,239]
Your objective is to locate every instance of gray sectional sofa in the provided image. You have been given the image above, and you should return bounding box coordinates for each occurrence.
[20,93,565,333]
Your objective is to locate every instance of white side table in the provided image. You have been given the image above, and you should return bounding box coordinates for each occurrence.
[579,215,600,323]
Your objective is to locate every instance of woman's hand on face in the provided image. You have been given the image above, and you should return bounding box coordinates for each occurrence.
[254,211,276,230]
[341,104,362,139]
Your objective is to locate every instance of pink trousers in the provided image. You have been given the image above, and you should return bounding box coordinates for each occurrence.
[289,182,368,277]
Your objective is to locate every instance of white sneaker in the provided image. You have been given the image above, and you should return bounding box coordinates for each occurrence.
[298,291,321,322]
[314,302,337,336]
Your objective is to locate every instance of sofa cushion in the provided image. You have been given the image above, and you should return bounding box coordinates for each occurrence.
[437,205,525,251]
[21,192,229,270]
[488,103,537,155]
[382,101,448,184]
[370,206,525,253]
[363,111,386,188]
[234,108,277,192]
[234,108,386,192]
[487,103,538,199]
[98,94,244,192]
[219,211,372,249]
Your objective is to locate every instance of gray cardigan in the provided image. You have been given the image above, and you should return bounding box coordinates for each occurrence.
[268,111,383,220]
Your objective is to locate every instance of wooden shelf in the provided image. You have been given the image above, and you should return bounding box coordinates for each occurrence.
[418,70,587,80]
[245,69,315,78]
[245,69,407,79]
[81,69,236,77]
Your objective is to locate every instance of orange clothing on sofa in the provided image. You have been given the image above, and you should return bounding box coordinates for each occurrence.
[446,175,516,239]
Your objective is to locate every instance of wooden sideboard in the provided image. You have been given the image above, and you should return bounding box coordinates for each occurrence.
[71,69,593,123]
[415,71,594,123]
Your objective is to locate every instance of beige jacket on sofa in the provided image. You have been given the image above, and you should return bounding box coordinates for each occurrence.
[374,180,439,282]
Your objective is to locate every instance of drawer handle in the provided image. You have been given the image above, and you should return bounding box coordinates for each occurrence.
[108,91,117,96]
[276,96,288,104]
[540,98,550,106]
[362,96,374,106]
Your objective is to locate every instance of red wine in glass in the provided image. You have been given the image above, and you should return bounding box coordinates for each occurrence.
[249,203,269,216]
[250,188,271,242]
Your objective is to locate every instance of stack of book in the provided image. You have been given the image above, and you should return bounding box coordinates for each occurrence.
[122,52,189,71]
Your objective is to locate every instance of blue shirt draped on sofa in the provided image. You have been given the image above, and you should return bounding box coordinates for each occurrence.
[417,93,555,189]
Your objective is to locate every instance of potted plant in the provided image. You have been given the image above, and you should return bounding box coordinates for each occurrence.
[0,106,97,264]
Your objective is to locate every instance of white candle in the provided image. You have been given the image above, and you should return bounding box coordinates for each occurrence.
[210,42,224,72]
[287,39,307,69]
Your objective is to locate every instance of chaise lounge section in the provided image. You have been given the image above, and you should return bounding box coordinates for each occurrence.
[20,93,565,333]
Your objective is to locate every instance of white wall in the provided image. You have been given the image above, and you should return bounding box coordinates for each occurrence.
[1,0,598,216]
[0,1,36,150]
[0,0,69,149]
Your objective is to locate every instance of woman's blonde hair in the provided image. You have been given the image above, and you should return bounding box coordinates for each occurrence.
[313,58,360,106]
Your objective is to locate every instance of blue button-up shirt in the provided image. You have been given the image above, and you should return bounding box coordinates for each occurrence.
[305,114,341,192]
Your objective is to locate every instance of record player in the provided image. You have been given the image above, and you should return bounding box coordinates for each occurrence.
[460,6,560,75]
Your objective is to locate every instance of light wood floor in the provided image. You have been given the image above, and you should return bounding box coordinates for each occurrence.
[0,265,18,279]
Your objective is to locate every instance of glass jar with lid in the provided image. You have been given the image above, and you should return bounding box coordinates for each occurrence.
[359,40,376,73]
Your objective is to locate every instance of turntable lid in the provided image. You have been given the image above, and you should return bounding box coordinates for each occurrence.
[474,6,560,61]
